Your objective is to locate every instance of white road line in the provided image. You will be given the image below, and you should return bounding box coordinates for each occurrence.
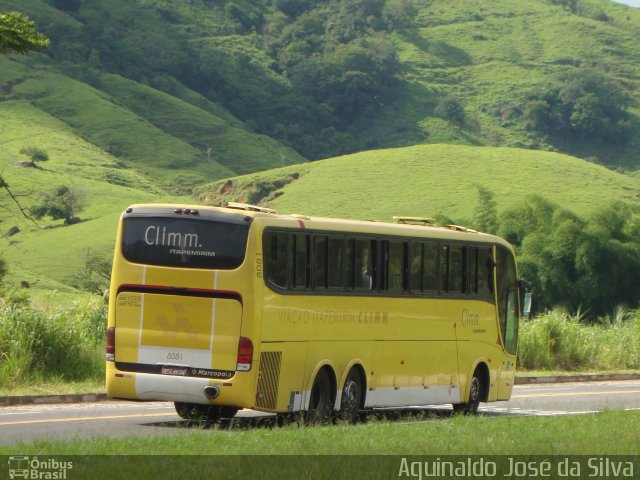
[0,411,45,417]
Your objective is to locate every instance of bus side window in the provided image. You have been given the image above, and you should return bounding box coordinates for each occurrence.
[423,243,439,292]
[448,245,466,293]
[381,240,405,292]
[439,245,449,292]
[266,232,288,289]
[369,240,378,290]
[328,236,345,289]
[314,236,328,289]
[292,233,309,289]
[387,241,406,292]
[353,239,373,290]
[469,247,479,295]
[409,242,423,293]
[478,247,495,297]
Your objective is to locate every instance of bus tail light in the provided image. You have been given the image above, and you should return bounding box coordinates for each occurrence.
[106,327,115,362]
[236,336,253,372]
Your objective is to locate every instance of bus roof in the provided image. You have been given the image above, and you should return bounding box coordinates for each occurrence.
[123,203,514,251]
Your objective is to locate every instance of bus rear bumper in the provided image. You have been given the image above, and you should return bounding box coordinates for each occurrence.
[106,362,253,407]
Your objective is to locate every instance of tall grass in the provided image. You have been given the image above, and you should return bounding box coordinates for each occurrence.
[518,309,640,371]
[1,297,639,392]
[0,296,106,389]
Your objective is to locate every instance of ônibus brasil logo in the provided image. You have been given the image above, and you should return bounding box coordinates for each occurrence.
[8,456,73,479]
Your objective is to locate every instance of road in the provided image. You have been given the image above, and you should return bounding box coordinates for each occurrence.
[0,380,639,446]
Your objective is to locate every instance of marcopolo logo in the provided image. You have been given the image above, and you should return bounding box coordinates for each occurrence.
[8,457,73,479]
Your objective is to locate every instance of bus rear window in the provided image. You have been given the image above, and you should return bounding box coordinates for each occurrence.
[122,217,249,269]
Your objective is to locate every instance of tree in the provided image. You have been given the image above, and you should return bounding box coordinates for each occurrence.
[574,202,640,316]
[325,0,386,43]
[52,0,82,12]
[501,196,640,318]
[31,185,85,225]
[0,11,49,54]
[19,146,49,167]
[524,69,631,145]
[497,195,556,246]
[382,0,417,30]
[289,38,399,122]
[435,96,465,125]
[272,0,322,18]
[549,0,578,13]
[75,250,112,295]
[472,185,498,234]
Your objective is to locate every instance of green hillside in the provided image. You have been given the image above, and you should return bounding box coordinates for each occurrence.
[0,98,164,296]
[5,140,637,299]
[0,55,304,189]
[2,0,640,167]
[196,144,640,222]
[397,0,640,166]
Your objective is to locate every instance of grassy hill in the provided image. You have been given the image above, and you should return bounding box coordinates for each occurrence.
[0,55,304,190]
[196,144,640,222]
[2,0,640,167]
[392,0,640,167]
[0,98,164,296]
[0,139,638,302]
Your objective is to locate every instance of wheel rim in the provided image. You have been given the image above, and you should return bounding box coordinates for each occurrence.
[469,377,480,403]
[341,375,361,423]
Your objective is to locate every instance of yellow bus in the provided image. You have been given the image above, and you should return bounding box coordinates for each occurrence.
[106,202,525,422]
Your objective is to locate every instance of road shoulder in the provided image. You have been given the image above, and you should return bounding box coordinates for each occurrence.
[2,373,639,406]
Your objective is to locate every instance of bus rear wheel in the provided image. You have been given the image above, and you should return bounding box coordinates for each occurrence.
[306,369,333,424]
[453,374,481,415]
[340,369,362,424]
[174,402,238,422]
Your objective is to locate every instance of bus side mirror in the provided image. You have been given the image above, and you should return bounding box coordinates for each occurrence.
[522,292,532,320]
[517,279,532,320]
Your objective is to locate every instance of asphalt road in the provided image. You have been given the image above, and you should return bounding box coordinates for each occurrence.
[1,380,639,447]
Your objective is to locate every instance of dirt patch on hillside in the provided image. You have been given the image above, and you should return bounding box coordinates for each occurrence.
[195,172,302,207]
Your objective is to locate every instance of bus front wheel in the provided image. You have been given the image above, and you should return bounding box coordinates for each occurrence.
[452,374,481,415]
[306,369,333,424]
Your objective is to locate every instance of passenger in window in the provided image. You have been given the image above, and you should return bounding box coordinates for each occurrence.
[357,246,373,289]
[361,267,372,289]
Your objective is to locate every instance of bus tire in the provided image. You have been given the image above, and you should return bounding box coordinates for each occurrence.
[174,402,214,421]
[219,406,239,419]
[174,402,236,422]
[306,368,333,424]
[452,374,481,415]
[339,368,363,424]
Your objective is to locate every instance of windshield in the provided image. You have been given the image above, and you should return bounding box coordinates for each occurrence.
[122,216,249,269]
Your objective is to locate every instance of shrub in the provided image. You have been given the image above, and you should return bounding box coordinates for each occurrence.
[31,185,85,224]
[518,310,640,371]
[19,146,49,166]
[0,298,106,387]
[435,96,465,125]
